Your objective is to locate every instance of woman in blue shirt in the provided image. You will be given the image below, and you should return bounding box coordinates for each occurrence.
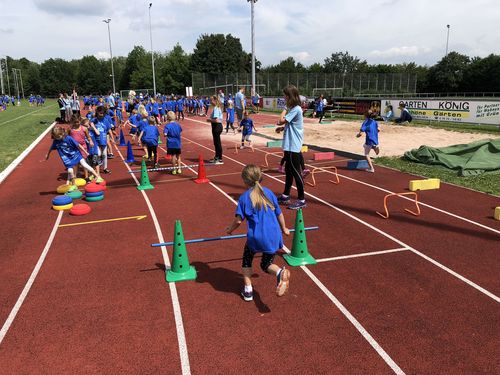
[276,85,307,210]
[206,95,224,164]
[226,164,291,301]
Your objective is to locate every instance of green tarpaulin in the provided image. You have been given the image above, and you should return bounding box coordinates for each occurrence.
[404,138,500,176]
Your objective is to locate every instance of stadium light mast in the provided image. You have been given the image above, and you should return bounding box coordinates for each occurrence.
[445,24,450,57]
[148,3,157,97]
[248,0,257,98]
[102,19,116,95]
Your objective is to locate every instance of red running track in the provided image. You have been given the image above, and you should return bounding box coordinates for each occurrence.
[0,112,499,374]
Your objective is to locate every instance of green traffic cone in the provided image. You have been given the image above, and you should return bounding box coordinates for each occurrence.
[158,135,162,144]
[137,159,154,190]
[166,220,197,282]
[284,209,317,266]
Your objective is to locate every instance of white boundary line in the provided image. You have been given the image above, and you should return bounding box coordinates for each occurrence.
[0,121,56,184]
[158,144,405,374]
[114,145,191,375]
[316,248,410,263]
[0,104,55,127]
[0,210,63,345]
[182,132,500,303]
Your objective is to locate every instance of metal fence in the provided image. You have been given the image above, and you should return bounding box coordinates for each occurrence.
[192,72,418,97]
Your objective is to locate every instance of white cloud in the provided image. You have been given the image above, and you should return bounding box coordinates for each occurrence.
[278,51,312,63]
[95,51,110,60]
[369,46,432,58]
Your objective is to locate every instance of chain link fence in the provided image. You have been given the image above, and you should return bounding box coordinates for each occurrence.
[192,72,418,97]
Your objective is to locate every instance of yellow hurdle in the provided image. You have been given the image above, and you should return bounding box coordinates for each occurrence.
[409,178,440,191]
[301,145,308,153]
[494,207,500,221]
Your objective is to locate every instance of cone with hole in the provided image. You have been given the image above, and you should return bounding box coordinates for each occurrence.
[284,209,317,266]
[125,141,135,163]
[166,220,197,282]
[137,159,154,190]
[194,154,210,184]
[119,129,126,146]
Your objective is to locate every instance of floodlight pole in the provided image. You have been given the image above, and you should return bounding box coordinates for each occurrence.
[248,0,257,97]
[103,19,116,94]
[0,58,4,95]
[5,57,11,96]
[445,24,450,57]
[19,69,25,99]
[149,3,157,97]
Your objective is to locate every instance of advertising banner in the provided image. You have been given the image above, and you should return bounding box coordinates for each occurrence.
[263,97,286,110]
[381,99,500,125]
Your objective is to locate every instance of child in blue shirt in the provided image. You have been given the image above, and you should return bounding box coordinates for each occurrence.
[164,111,183,174]
[226,164,291,301]
[90,106,114,174]
[225,101,236,134]
[46,126,102,187]
[356,110,380,173]
[139,116,160,167]
[314,95,325,123]
[239,111,257,149]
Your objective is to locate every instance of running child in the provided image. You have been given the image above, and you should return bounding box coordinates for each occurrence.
[45,126,102,187]
[90,106,114,174]
[69,115,93,179]
[225,101,236,134]
[356,110,380,173]
[164,111,183,174]
[226,164,291,301]
[239,111,257,149]
[138,116,160,167]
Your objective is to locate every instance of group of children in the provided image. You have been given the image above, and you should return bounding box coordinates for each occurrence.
[0,95,21,110]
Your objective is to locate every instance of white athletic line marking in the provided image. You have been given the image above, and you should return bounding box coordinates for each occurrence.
[0,210,63,346]
[182,132,500,303]
[172,138,405,374]
[0,121,56,184]
[115,145,191,375]
[316,248,410,263]
[0,104,56,127]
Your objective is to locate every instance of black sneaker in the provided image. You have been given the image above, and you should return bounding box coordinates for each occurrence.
[107,154,115,159]
[208,158,218,164]
[241,288,253,302]
[277,194,290,205]
[287,200,306,210]
[215,158,224,165]
[103,169,111,174]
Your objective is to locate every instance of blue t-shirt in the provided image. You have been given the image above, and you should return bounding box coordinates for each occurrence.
[177,99,184,111]
[240,118,254,136]
[316,100,324,112]
[235,187,283,254]
[234,91,245,110]
[283,105,304,153]
[226,107,235,123]
[141,125,160,146]
[360,118,379,146]
[211,107,223,121]
[51,135,83,168]
[164,122,182,149]
[91,117,111,146]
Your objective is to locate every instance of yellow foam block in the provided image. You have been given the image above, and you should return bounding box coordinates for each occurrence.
[301,145,308,153]
[74,178,86,187]
[409,178,440,191]
[495,207,500,221]
[52,203,74,211]
[56,184,72,194]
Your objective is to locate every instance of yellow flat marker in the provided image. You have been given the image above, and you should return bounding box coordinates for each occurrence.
[59,215,147,228]
[409,178,440,191]
[494,207,500,221]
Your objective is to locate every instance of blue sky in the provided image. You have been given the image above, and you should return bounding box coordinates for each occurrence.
[1,0,499,67]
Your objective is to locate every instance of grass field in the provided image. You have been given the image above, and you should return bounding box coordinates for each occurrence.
[0,99,58,172]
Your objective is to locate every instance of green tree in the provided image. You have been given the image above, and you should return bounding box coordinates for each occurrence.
[307,63,324,73]
[191,34,250,73]
[462,54,500,92]
[160,44,192,94]
[120,46,149,90]
[324,51,367,73]
[425,52,470,92]
[39,58,75,96]
[76,56,105,94]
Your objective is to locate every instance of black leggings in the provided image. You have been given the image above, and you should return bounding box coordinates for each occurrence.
[283,151,305,200]
[242,244,275,272]
[211,122,223,159]
[147,145,158,163]
[280,153,305,170]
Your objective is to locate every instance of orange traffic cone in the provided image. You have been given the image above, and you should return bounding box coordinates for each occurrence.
[194,154,210,184]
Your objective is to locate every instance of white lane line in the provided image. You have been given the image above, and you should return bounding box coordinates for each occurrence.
[162,144,405,374]
[0,210,63,345]
[316,248,410,263]
[0,104,56,127]
[182,133,500,303]
[114,145,191,375]
[0,121,56,183]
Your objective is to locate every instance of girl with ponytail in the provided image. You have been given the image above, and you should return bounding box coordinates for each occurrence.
[226,164,291,302]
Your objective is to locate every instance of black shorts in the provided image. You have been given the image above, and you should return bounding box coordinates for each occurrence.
[166,148,181,156]
[87,154,101,167]
[242,243,275,272]
[236,108,243,121]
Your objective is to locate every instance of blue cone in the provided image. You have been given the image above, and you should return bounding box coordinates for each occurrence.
[125,141,135,163]
[119,129,126,146]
